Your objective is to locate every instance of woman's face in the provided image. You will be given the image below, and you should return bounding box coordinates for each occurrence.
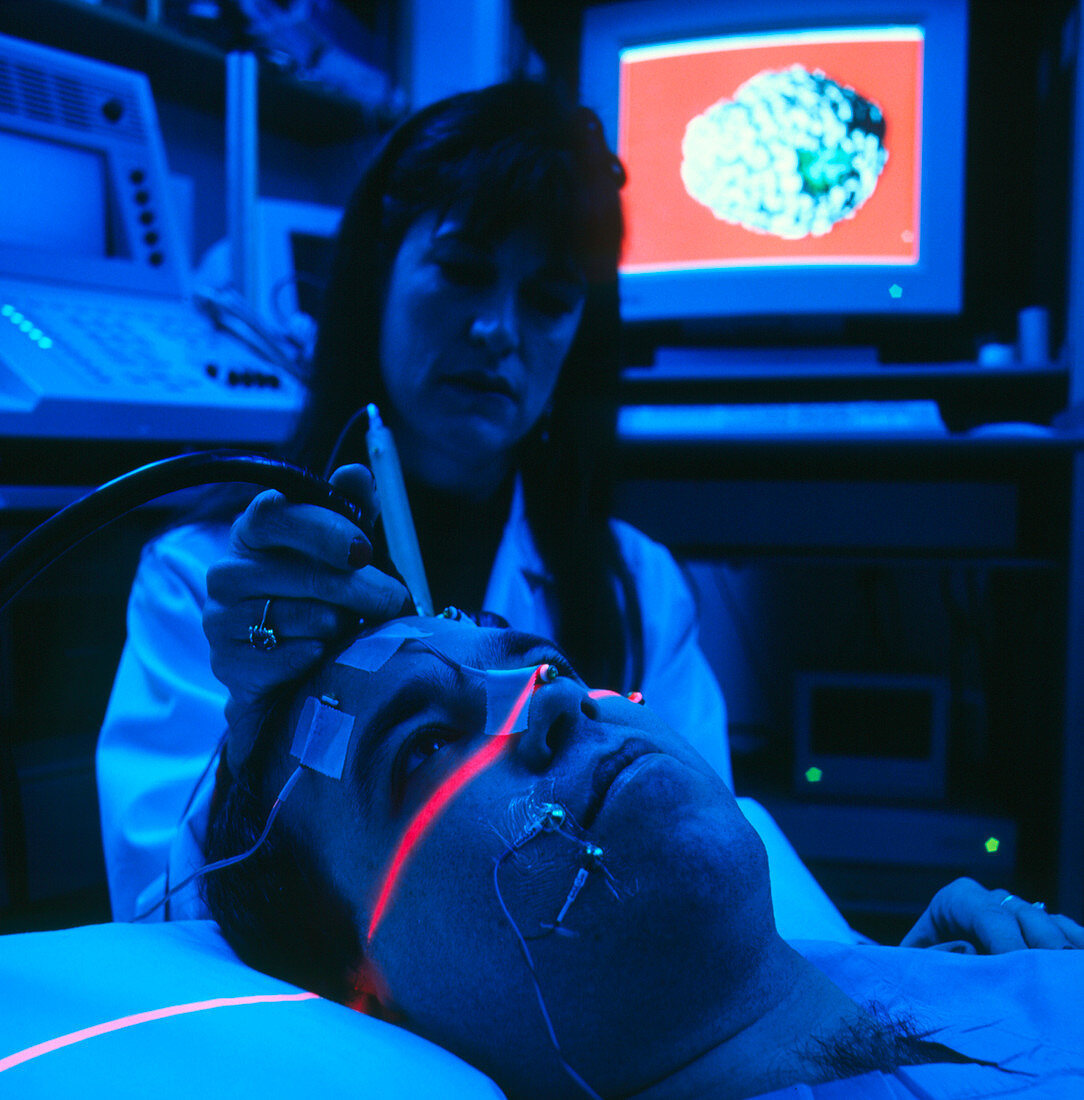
[378,211,586,496]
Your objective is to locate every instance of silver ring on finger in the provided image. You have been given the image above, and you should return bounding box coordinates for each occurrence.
[248,598,278,651]
[1032,901,1047,911]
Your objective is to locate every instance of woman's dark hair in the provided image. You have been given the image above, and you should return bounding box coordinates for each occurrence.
[196,80,639,689]
[294,79,625,473]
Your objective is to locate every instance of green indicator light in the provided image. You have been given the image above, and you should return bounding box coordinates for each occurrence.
[889,284,903,299]
[38,337,52,349]
[1,304,12,317]
[805,766,823,784]
[984,836,1000,854]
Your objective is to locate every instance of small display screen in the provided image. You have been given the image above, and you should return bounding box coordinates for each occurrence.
[618,27,923,273]
[0,128,108,257]
[809,684,934,759]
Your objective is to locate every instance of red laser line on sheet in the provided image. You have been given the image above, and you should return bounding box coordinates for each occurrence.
[365,664,550,944]
[0,992,318,1074]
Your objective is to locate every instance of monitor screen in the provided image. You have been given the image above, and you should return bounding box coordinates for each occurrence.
[581,0,967,324]
[0,129,109,258]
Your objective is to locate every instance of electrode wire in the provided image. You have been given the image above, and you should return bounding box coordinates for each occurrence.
[493,842,604,1100]
[132,764,305,923]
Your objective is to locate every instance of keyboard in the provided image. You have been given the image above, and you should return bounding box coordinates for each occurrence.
[0,280,304,443]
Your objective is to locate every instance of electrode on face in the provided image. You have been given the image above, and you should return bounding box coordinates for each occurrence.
[497,794,613,930]
[290,694,355,780]
[505,800,570,850]
[541,803,566,829]
[551,844,607,926]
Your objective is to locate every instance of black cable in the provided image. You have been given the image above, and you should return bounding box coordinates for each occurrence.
[0,451,369,614]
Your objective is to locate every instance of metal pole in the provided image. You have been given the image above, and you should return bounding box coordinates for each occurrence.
[226,51,259,306]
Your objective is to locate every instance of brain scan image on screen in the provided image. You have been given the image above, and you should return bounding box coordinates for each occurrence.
[680,64,888,240]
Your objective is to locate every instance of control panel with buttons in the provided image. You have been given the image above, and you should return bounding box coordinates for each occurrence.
[0,32,304,445]
[0,280,303,443]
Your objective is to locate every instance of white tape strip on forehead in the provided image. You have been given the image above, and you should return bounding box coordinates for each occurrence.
[479,666,541,737]
[290,695,355,779]
[328,622,542,757]
[335,623,433,673]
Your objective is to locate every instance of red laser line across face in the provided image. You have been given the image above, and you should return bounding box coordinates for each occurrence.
[365,663,551,944]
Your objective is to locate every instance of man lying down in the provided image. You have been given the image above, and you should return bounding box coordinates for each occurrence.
[204,613,1084,1099]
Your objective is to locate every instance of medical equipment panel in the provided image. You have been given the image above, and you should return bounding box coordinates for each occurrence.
[0,32,303,443]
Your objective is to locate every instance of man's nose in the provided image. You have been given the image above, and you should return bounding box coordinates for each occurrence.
[514,675,601,773]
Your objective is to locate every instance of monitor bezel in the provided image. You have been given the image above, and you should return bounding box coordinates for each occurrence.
[580,0,968,323]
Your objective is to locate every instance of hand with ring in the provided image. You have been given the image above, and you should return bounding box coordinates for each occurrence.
[900,876,1084,953]
[203,463,414,772]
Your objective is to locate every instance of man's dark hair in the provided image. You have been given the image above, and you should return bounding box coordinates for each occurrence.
[805,1002,1002,1081]
[202,694,362,1004]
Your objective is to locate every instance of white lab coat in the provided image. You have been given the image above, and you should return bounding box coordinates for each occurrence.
[97,481,732,922]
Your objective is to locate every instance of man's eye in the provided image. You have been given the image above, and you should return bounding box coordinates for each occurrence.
[398,725,463,783]
[540,652,579,680]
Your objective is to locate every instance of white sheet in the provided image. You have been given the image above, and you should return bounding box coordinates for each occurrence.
[3,920,1078,1098]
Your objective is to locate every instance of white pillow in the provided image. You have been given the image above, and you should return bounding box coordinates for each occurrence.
[737,797,868,944]
[0,920,505,1099]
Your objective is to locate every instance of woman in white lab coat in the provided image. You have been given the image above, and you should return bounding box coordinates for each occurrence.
[97,80,729,922]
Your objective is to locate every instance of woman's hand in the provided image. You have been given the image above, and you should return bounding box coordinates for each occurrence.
[900,877,1084,953]
[203,464,413,770]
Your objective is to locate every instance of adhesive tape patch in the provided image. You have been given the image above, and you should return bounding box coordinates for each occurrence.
[291,696,356,779]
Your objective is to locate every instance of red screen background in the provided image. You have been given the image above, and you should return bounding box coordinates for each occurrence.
[618,31,923,271]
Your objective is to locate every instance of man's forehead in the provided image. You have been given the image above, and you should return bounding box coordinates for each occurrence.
[332,619,552,679]
[290,621,555,781]
[335,621,435,673]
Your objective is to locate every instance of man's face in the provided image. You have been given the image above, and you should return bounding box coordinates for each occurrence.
[286,617,775,1097]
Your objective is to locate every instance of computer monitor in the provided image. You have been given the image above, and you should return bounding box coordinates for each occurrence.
[580,0,968,324]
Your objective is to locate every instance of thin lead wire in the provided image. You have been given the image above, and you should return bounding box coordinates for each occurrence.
[132,765,305,922]
[493,845,605,1100]
[323,404,370,479]
[139,641,521,924]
